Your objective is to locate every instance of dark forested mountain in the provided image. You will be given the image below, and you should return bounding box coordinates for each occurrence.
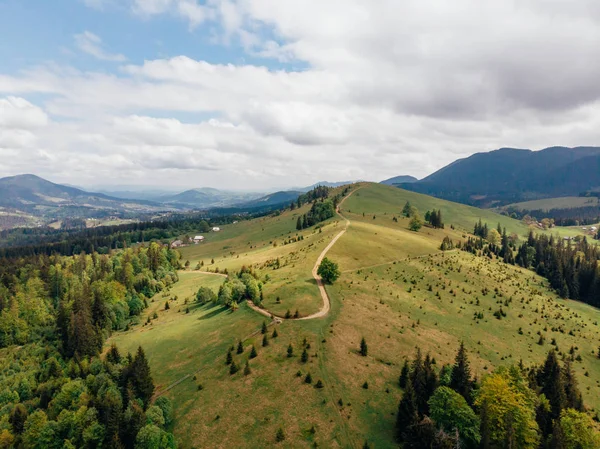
[380,175,418,186]
[401,146,600,207]
[0,174,167,217]
[161,187,263,209]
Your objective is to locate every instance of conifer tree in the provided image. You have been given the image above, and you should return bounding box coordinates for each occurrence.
[107,343,122,364]
[226,349,233,365]
[305,372,312,384]
[229,361,239,375]
[399,360,410,388]
[250,346,257,359]
[262,335,269,347]
[237,340,244,354]
[244,361,251,376]
[539,350,566,420]
[562,359,583,411]
[449,342,473,403]
[261,321,268,334]
[287,343,294,357]
[409,348,428,415]
[315,380,324,388]
[272,328,278,338]
[296,217,302,230]
[396,383,419,442]
[130,346,154,408]
[360,337,368,356]
[275,427,285,442]
[301,348,308,363]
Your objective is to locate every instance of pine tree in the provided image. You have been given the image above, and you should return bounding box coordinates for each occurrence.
[315,380,324,388]
[449,342,473,403]
[229,361,239,375]
[562,360,583,411]
[261,321,268,334]
[244,361,251,376]
[409,348,428,415]
[305,372,312,384]
[164,300,170,310]
[106,343,122,364]
[360,337,368,356]
[272,328,278,338]
[262,335,269,347]
[275,427,285,442]
[287,343,294,358]
[226,349,233,365]
[296,217,303,230]
[396,383,419,442]
[301,348,308,363]
[539,350,566,420]
[399,360,409,388]
[130,346,154,408]
[237,340,244,354]
[250,346,258,359]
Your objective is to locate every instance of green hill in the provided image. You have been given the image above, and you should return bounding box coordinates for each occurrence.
[107,183,600,448]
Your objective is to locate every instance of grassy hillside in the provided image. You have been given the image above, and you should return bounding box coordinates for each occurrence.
[106,182,600,448]
[502,196,599,211]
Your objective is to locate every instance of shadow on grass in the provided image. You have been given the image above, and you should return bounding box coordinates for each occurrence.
[198,305,228,320]
[304,278,318,286]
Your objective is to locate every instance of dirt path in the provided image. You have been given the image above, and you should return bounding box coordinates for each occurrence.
[247,187,359,321]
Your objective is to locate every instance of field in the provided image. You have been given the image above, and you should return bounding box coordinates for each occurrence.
[107,183,600,448]
[503,196,599,211]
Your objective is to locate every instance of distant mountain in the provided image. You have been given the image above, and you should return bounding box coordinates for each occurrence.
[380,175,418,186]
[401,146,600,207]
[0,174,168,220]
[298,181,358,192]
[162,188,263,209]
[238,190,303,208]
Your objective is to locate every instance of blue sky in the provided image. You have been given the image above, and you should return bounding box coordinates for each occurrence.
[0,0,599,190]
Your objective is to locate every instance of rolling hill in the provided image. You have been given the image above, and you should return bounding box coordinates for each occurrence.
[401,146,600,207]
[0,174,169,224]
[161,187,263,209]
[106,183,598,448]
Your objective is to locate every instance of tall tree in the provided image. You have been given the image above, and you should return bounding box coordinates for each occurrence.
[449,342,473,403]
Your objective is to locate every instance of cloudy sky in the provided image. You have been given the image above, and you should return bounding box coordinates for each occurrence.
[1,0,600,190]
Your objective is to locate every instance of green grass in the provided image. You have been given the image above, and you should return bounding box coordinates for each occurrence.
[503,196,599,211]
[106,182,600,448]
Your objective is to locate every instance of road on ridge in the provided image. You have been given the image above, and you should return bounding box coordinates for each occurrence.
[248,187,358,321]
[193,187,359,321]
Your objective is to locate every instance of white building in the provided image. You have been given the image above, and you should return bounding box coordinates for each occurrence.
[212,227,221,232]
[193,235,205,243]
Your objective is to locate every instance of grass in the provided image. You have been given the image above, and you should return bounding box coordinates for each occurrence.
[106,182,600,448]
[503,196,599,211]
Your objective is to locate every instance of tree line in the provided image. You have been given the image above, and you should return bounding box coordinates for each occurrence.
[0,243,179,447]
[396,343,598,448]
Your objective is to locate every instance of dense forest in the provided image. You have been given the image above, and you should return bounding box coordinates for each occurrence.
[396,344,599,448]
[463,221,600,308]
[503,206,600,227]
[0,243,180,447]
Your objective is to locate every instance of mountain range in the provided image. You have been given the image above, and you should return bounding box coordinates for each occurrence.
[398,146,600,207]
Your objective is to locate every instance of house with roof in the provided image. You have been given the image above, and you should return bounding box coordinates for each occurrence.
[193,235,205,243]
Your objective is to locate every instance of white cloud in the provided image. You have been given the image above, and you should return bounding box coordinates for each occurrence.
[4,1,600,188]
[131,0,212,28]
[74,31,127,62]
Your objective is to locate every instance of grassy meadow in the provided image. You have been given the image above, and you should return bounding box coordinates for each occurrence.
[106,182,600,448]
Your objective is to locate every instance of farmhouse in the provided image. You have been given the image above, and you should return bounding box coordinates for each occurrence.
[170,239,183,248]
[193,235,205,243]
[212,227,221,232]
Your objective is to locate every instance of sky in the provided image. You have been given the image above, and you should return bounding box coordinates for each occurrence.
[1,1,600,191]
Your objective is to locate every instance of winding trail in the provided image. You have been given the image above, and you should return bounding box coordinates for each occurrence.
[247,187,359,321]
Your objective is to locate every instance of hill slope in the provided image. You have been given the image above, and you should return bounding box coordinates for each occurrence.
[162,187,263,209]
[403,146,600,206]
[0,174,166,216]
[107,183,598,448]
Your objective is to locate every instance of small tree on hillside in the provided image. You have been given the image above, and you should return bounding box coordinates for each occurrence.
[360,337,368,356]
[317,257,341,284]
[409,212,423,232]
